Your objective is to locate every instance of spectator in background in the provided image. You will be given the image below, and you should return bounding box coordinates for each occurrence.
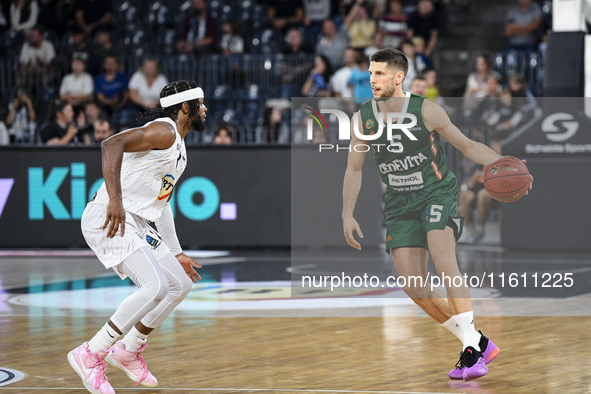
[40,98,79,145]
[77,99,104,141]
[303,0,331,37]
[489,89,523,154]
[6,86,36,143]
[475,74,507,142]
[95,55,128,114]
[258,106,290,144]
[379,0,409,49]
[364,30,385,58]
[10,0,39,33]
[329,47,357,98]
[410,75,428,96]
[0,108,8,145]
[316,19,349,70]
[407,0,439,57]
[213,122,234,145]
[128,58,168,110]
[0,8,8,37]
[312,127,328,143]
[18,24,54,85]
[411,36,434,68]
[458,165,491,244]
[343,0,376,49]
[62,27,93,67]
[220,20,244,56]
[302,55,332,97]
[93,28,122,74]
[508,74,537,117]
[283,28,311,55]
[505,0,541,52]
[266,0,304,33]
[349,50,372,106]
[75,0,112,37]
[59,57,93,107]
[37,0,58,34]
[464,54,491,99]
[91,115,113,144]
[486,72,502,97]
[423,68,440,101]
[177,0,217,55]
[400,39,426,92]
[56,0,78,35]
[423,67,452,112]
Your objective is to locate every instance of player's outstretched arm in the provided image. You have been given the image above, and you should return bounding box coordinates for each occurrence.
[100,121,177,238]
[343,112,367,250]
[422,99,499,166]
[423,100,534,194]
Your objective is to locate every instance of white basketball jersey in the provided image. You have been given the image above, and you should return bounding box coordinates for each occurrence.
[93,117,187,221]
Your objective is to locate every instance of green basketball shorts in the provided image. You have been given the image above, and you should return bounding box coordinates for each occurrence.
[384,173,464,252]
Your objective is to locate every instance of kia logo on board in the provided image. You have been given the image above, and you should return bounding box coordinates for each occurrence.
[541,113,579,142]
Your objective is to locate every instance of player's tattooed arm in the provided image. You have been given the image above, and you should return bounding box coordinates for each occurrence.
[343,111,366,250]
[100,121,177,238]
[422,99,500,166]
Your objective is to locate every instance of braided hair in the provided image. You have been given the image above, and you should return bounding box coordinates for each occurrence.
[141,80,201,123]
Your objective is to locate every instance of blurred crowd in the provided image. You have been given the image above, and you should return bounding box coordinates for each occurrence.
[0,0,550,146]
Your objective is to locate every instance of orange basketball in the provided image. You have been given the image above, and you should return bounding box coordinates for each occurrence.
[483,156,530,203]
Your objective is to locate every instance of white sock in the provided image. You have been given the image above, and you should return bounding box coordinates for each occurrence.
[441,316,462,343]
[88,323,122,354]
[454,311,482,351]
[122,326,148,353]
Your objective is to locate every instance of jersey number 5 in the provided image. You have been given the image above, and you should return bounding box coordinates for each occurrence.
[390,135,403,153]
[429,205,443,223]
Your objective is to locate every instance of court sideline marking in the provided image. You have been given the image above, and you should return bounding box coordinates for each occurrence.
[0,387,454,393]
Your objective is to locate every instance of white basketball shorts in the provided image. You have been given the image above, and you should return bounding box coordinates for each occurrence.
[81,202,171,279]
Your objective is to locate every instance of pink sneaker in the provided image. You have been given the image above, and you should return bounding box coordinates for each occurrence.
[67,342,115,394]
[105,341,158,387]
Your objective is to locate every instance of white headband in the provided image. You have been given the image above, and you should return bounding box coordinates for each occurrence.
[160,87,204,108]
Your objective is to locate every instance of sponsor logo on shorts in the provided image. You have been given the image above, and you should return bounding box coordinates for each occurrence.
[388,171,424,187]
[145,235,161,248]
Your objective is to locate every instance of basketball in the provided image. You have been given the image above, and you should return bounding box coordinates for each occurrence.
[483,156,530,203]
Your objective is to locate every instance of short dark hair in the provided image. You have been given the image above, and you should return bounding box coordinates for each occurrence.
[31,24,45,35]
[215,122,234,139]
[412,76,427,83]
[369,48,408,75]
[94,114,112,129]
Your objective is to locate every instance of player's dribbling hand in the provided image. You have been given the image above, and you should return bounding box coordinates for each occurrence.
[343,216,364,251]
[521,159,534,195]
[176,253,202,283]
[103,199,126,238]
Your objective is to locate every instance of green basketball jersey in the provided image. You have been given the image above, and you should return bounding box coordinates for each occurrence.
[359,92,450,193]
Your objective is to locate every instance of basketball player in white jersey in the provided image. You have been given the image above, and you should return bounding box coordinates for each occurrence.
[68,80,207,394]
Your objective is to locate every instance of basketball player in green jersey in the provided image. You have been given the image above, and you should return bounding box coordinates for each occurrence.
[342,48,533,381]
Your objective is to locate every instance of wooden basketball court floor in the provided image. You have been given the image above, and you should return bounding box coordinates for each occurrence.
[1,247,591,394]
